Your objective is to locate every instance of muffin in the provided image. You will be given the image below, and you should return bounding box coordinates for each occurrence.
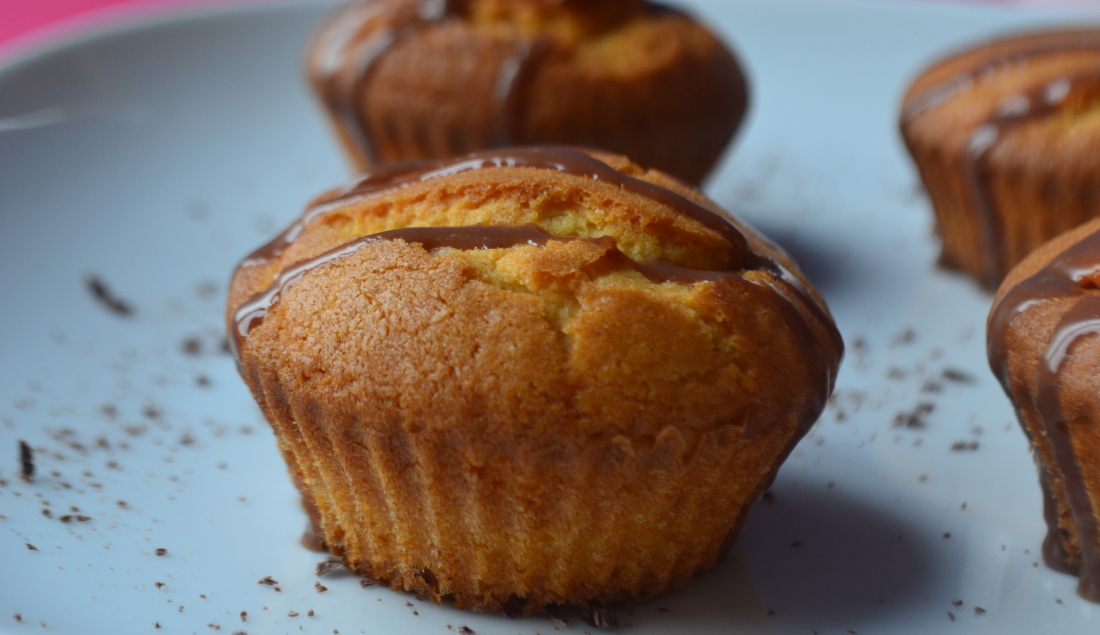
[900,28,1100,290]
[306,0,748,185]
[228,147,842,616]
[988,215,1100,601]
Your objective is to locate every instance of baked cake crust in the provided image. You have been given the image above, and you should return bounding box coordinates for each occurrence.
[228,148,841,615]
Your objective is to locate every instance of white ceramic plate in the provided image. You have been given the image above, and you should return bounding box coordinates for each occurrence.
[2,1,1100,633]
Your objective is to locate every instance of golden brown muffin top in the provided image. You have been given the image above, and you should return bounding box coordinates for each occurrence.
[228,148,842,445]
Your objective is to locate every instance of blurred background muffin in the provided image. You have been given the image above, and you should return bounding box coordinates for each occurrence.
[306,0,749,184]
[900,28,1100,289]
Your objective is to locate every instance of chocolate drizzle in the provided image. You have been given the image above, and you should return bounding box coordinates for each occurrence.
[232,148,841,438]
[310,0,548,168]
[242,147,778,270]
[902,31,1100,287]
[988,227,1100,600]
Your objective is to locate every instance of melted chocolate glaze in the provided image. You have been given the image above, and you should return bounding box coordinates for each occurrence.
[233,150,841,448]
[902,31,1100,287]
[988,227,1100,600]
[242,147,772,271]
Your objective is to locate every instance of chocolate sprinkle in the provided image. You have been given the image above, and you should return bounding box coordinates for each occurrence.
[950,440,979,452]
[892,402,934,429]
[316,555,344,577]
[156,548,167,556]
[18,440,33,481]
[942,368,976,384]
[583,608,618,629]
[85,275,134,316]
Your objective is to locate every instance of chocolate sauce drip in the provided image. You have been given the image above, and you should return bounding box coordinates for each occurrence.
[988,227,1100,600]
[963,70,1100,287]
[242,147,766,269]
[238,225,780,348]
[310,0,549,168]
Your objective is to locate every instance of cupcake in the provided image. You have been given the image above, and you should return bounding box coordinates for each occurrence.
[227,147,842,615]
[900,28,1100,290]
[988,215,1100,601]
[306,0,748,185]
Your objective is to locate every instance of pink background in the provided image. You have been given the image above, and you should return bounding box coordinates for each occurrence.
[0,0,1096,56]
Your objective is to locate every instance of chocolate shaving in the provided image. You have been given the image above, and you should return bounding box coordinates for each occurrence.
[257,576,277,585]
[942,368,976,384]
[315,582,328,593]
[315,555,344,577]
[457,628,475,635]
[579,608,618,629]
[359,579,374,588]
[18,440,33,481]
[950,441,979,452]
[156,548,167,556]
[892,402,935,429]
[25,543,37,551]
[85,275,134,316]
[891,327,916,347]
[182,337,202,356]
